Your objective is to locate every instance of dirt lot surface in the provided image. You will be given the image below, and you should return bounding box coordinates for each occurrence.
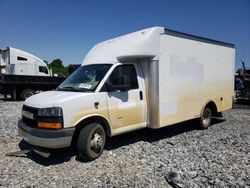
[0,98,249,187]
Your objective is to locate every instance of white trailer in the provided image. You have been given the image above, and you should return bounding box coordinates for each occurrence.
[18,27,235,160]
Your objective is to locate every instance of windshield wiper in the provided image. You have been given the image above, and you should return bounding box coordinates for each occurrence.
[57,86,89,92]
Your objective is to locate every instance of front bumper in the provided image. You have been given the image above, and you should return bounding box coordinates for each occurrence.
[18,119,75,149]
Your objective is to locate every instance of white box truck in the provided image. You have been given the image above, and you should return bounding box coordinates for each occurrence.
[18,27,235,160]
[0,47,65,100]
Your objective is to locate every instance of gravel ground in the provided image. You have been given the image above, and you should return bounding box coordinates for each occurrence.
[0,97,249,187]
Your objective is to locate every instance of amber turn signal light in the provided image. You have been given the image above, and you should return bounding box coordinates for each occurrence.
[38,122,62,129]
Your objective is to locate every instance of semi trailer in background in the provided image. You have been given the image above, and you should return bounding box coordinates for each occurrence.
[18,27,235,160]
[0,47,65,100]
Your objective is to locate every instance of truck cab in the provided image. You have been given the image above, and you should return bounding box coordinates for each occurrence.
[0,47,50,76]
[19,61,147,160]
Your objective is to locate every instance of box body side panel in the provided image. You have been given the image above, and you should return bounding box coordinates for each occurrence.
[158,34,235,127]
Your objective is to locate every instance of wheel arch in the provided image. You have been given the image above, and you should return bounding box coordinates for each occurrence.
[200,100,218,117]
[71,114,112,145]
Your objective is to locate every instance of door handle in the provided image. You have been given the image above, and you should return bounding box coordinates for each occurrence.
[139,91,143,100]
[94,102,99,109]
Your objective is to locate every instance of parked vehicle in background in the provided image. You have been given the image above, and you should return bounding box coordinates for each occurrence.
[18,27,235,160]
[0,47,51,76]
[235,59,250,101]
[0,47,65,100]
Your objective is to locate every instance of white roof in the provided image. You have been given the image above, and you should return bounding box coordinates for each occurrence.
[82,27,164,65]
[8,47,44,63]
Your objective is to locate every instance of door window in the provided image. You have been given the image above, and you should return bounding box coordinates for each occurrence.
[108,65,138,90]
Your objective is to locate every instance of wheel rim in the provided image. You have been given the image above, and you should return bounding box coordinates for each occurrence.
[202,108,211,126]
[25,92,32,99]
[90,129,104,154]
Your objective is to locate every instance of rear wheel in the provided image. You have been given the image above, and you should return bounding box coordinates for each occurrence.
[20,89,35,101]
[200,107,212,129]
[77,123,106,161]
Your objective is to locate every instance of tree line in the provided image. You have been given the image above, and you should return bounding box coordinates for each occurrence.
[44,59,80,76]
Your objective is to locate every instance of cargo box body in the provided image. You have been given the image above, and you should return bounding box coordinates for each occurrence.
[147,29,235,128]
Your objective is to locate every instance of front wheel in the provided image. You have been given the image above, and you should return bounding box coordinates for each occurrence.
[200,107,212,129]
[77,123,106,161]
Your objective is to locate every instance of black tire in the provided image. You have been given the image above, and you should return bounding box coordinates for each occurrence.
[20,89,35,101]
[77,123,106,161]
[199,107,212,129]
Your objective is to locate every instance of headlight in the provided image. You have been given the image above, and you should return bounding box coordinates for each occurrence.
[37,107,63,129]
[38,107,63,117]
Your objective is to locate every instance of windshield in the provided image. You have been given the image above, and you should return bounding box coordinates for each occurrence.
[57,64,112,92]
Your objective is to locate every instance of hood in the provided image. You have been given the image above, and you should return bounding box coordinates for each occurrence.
[24,90,93,108]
